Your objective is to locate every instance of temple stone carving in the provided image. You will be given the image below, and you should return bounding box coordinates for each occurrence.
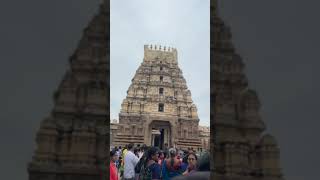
[28,1,108,180]
[110,45,208,151]
[212,0,284,179]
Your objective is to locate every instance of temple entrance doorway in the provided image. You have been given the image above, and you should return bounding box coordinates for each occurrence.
[149,121,171,149]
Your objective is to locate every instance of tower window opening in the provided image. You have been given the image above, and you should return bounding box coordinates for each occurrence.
[158,103,164,112]
[160,66,163,71]
[159,88,164,95]
[160,76,163,82]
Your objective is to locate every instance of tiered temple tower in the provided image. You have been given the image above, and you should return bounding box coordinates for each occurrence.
[28,1,108,180]
[212,0,284,179]
[111,45,203,150]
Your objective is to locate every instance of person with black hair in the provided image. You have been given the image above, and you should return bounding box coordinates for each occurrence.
[138,147,144,158]
[158,151,165,166]
[182,150,189,164]
[110,150,119,180]
[161,148,183,180]
[172,152,210,180]
[139,147,161,180]
[135,146,149,180]
[134,148,139,158]
[182,153,198,176]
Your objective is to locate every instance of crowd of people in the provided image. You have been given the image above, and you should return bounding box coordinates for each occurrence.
[110,143,210,180]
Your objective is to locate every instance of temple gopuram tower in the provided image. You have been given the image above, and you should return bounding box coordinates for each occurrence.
[28,1,108,180]
[212,0,284,179]
[112,45,202,150]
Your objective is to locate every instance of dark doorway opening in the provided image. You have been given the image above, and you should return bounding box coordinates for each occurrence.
[152,128,165,149]
[150,121,171,148]
[160,129,164,149]
[154,135,160,147]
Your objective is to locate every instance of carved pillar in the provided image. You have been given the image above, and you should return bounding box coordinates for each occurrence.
[144,118,151,146]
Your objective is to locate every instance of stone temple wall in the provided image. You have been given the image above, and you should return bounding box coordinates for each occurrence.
[28,1,109,180]
[212,0,284,179]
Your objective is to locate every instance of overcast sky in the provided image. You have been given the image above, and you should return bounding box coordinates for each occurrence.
[110,0,210,126]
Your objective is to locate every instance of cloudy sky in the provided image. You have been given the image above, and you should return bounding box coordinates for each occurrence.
[110,0,210,126]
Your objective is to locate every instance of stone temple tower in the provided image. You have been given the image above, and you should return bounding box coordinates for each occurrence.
[112,45,202,150]
[28,2,108,180]
[212,0,284,179]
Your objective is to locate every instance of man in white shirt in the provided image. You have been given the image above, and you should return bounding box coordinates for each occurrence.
[123,143,139,180]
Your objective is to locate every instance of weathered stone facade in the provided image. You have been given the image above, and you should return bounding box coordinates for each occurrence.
[111,121,210,151]
[212,0,284,179]
[199,126,210,151]
[111,45,207,151]
[28,2,108,180]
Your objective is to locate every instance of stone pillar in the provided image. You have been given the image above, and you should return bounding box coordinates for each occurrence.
[144,119,151,146]
[164,128,169,145]
[151,134,154,146]
[170,121,176,147]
